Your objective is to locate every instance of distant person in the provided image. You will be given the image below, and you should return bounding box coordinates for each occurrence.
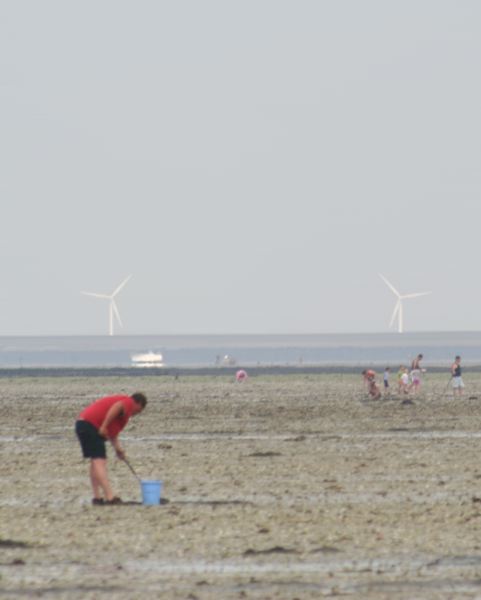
[409,353,425,395]
[75,392,147,505]
[451,355,465,397]
[383,367,391,396]
[397,365,405,393]
[236,369,248,382]
[400,367,410,394]
[362,369,381,400]
[411,353,423,372]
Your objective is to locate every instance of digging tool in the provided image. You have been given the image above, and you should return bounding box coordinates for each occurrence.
[123,457,141,483]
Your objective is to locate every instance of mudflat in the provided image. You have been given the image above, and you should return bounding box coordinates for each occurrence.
[1,373,481,599]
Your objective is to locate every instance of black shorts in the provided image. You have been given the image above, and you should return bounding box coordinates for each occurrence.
[75,420,106,459]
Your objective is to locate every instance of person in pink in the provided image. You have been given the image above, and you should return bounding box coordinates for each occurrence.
[409,354,425,395]
[75,392,147,505]
[236,369,248,382]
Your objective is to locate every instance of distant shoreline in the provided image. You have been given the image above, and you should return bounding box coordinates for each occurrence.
[0,365,477,377]
[1,332,480,369]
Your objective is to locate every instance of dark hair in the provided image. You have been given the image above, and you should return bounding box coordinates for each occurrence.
[455,355,461,360]
[131,392,147,408]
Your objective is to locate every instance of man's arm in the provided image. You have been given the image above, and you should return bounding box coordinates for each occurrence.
[98,401,124,439]
[109,435,126,460]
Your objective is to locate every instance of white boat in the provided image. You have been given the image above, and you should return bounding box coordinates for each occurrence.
[221,354,236,366]
[131,351,164,368]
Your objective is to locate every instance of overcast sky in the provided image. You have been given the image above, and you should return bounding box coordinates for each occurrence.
[1,1,480,335]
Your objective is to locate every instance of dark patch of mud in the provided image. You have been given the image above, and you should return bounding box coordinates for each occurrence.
[309,546,341,554]
[243,546,295,556]
[0,539,30,549]
[247,451,282,457]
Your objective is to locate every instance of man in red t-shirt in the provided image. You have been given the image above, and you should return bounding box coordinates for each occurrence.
[75,392,147,505]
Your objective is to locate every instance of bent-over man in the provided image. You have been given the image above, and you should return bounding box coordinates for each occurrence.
[75,392,147,505]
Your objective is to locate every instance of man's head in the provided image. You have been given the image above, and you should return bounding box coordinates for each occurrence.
[455,355,461,362]
[131,392,147,415]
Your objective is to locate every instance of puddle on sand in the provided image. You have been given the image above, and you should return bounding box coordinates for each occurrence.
[123,553,481,577]
[3,430,481,444]
[124,430,481,442]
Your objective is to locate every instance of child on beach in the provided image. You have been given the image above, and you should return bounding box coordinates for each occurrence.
[75,392,147,505]
[383,367,390,396]
[400,367,409,394]
[362,369,382,400]
[397,365,405,393]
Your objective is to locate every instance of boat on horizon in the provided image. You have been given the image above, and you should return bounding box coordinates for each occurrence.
[131,351,164,368]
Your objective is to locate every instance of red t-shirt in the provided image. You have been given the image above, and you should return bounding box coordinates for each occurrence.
[79,395,136,438]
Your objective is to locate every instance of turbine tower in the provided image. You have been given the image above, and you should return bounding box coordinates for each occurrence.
[82,275,132,336]
[379,274,431,334]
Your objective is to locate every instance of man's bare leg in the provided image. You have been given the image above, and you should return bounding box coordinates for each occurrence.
[90,458,114,501]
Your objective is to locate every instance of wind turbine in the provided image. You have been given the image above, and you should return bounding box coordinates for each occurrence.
[82,275,132,336]
[379,274,431,334]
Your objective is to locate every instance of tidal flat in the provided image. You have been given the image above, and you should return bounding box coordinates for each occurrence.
[2,372,481,599]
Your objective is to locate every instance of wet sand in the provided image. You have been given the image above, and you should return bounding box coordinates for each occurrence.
[2,373,481,598]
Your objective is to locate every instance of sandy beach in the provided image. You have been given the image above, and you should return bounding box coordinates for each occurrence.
[2,372,481,598]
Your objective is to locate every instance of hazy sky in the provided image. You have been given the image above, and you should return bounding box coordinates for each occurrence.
[1,1,480,335]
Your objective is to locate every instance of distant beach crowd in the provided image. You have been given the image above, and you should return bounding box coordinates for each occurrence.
[362,354,464,400]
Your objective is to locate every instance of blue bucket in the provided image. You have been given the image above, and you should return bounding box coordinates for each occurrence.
[141,480,162,505]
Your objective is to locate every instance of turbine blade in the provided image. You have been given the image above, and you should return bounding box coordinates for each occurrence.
[379,273,400,297]
[112,300,123,327]
[112,275,132,297]
[81,292,109,299]
[402,292,431,299]
[109,303,113,336]
[389,300,400,328]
